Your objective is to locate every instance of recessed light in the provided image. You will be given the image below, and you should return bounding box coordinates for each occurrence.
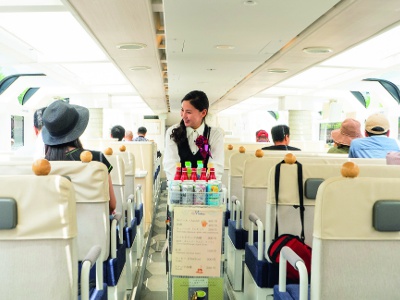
[117,43,147,50]
[267,68,288,74]
[215,45,235,50]
[243,0,257,5]
[129,66,151,71]
[302,47,333,54]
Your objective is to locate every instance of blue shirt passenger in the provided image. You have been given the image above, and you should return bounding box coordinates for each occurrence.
[349,113,399,158]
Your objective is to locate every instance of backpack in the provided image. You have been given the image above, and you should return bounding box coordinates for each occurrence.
[267,160,312,282]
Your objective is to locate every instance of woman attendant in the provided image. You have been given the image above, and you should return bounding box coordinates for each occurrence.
[163,90,224,181]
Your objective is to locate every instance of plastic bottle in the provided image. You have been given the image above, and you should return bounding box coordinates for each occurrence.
[180,167,188,181]
[208,167,216,180]
[197,160,203,179]
[185,161,192,178]
[190,168,197,181]
[173,163,181,180]
[200,168,207,181]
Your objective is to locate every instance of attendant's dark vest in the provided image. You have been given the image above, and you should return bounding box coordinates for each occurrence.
[178,125,211,169]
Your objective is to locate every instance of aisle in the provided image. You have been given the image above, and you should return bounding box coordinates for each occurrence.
[138,187,168,300]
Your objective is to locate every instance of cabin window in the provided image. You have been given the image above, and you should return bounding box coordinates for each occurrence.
[11,115,24,149]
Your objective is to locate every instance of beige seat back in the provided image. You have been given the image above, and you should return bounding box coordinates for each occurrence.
[116,151,136,197]
[228,152,252,202]
[50,161,111,261]
[265,162,400,259]
[311,176,400,299]
[104,154,126,213]
[0,160,110,262]
[242,156,282,230]
[0,175,78,300]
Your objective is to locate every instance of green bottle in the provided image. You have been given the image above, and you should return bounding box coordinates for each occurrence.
[185,161,192,178]
[197,160,203,179]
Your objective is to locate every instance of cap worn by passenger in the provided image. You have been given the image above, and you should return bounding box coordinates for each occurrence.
[257,130,269,139]
[331,118,363,146]
[365,113,390,134]
[42,100,89,146]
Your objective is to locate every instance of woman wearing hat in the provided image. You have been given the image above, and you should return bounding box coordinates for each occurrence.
[328,118,363,154]
[42,100,117,214]
[163,90,224,181]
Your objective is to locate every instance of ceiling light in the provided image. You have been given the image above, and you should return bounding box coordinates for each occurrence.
[267,68,288,74]
[129,66,151,71]
[117,43,147,50]
[243,0,257,5]
[215,45,235,50]
[303,47,333,54]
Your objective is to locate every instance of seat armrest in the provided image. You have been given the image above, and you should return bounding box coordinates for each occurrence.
[81,245,103,300]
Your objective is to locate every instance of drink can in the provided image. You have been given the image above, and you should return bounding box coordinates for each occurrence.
[181,180,194,205]
[193,180,207,205]
[169,180,181,204]
[206,180,221,206]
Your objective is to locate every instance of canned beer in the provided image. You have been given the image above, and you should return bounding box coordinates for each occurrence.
[193,180,207,205]
[169,180,181,204]
[181,180,194,205]
[206,180,221,206]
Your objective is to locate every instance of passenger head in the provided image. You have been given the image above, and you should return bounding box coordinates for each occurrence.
[256,129,270,142]
[331,118,363,146]
[137,126,147,136]
[33,107,46,135]
[271,125,290,144]
[364,113,390,137]
[42,100,88,160]
[124,130,133,141]
[111,125,125,141]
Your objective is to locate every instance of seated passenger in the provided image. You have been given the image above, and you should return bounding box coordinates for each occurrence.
[349,113,400,158]
[42,100,117,214]
[262,124,301,151]
[124,130,134,141]
[256,129,270,142]
[328,118,363,154]
[133,126,149,141]
[111,125,125,141]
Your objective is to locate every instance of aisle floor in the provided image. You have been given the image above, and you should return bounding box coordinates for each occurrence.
[138,188,168,300]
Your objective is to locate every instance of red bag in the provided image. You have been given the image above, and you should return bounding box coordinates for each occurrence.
[267,233,312,282]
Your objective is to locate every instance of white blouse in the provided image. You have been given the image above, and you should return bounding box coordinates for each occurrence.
[163,122,225,181]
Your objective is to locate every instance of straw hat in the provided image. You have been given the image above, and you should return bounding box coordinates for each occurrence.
[331,118,363,146]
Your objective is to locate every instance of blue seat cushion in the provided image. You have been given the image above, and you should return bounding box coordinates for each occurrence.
[273,284,310,300]
[224,209,231,227]
[228,219,246,249]
[89,283,108,300]
[228,220,259,249]
[123,217,137,248]
[245,242,280,288]
[104,242,126,286]
[135,203,144,225]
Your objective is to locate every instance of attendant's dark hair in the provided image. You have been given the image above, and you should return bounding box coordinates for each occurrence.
[45,139,83,161]
[170,90,209,145]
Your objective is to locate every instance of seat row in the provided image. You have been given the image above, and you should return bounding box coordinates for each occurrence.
[0,150,149,300]
[225,151,400,299]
